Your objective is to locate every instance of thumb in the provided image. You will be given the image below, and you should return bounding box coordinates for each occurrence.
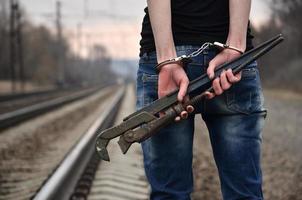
[207,59,217,79]
[207,54,225,79]
[177,77,189,102]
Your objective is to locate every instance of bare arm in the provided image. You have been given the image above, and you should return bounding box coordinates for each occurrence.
[227,0,251,52]
[207,0,251,97]
[147,0,176,62]
[147,0,189,104]
[147,0,191,120]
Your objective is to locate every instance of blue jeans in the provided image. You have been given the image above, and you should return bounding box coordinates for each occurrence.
[136,45,266,200]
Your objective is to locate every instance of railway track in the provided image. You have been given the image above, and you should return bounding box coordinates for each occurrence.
[0,84,149,200]
[0,86,103,130]
[0,87,82,113]
[80,85,149,200]
[0,88,58,102]
[3,83,300,200]
[33,85,149,200]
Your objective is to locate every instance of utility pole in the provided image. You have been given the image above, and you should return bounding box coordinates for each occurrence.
[15,1,25,91]
[56,1,62,43]
[55,1,65,86]
[9,0,16,92]
[77,23,82,59]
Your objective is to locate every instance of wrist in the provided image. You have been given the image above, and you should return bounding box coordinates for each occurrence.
[214,42,244,54]
[156,48,177,63]
[157,55,177,63]
[226,36,247,53]
[222,48,242,56]
[156,54,187,73]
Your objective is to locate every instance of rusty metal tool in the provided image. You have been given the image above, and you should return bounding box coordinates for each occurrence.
[96,34,284,161]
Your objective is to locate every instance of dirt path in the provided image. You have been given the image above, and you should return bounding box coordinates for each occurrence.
[192,89,302,200]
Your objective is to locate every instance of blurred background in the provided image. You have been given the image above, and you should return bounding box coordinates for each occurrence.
[0,0,301,200]
[0,0,301,92]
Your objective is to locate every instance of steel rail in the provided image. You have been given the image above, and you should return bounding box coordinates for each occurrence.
[32,87,125,200]
[0,87,74,102]
[0,86,102,130]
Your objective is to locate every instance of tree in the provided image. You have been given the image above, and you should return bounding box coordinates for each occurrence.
[0,0,9,79]
[253,0,302,92]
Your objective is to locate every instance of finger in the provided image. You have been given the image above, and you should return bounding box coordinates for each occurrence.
[212,78,223,95]
[159,111,165,117]
[177,78,189,102]
[183,96,194,113]
[158,90,166,99]
[207,60,217,79]
[204,91,215,99]
[207,54,226,79]
[175,116,181,122]
[183,96,190,103]
[180,111,188,119]
[235,71,242,80]
[226,69,240,83]
[186,105,194,113]
[220,70,231,90]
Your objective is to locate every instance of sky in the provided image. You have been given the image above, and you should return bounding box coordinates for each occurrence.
[18,0,272,59]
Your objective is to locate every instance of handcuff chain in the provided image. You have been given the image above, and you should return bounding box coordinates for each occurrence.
[187,42,213,58]
[155,41,243,73]
[155,42,213,73]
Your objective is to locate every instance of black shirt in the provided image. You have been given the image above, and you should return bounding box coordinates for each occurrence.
[139,0,253,56]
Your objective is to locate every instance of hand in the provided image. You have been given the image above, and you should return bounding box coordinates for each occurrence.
[158,63,194,121]
[206,48,243,99]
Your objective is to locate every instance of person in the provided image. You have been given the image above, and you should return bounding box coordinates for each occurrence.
[136,0,266,199]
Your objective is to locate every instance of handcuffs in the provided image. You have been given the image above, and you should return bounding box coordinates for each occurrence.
[155,42,244,73]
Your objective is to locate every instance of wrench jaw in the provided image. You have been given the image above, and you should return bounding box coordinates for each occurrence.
[118,135,132,154]
[95,112,157,161]
[118,109,178,155]
[95,137,110,161]
[118,128,141,154]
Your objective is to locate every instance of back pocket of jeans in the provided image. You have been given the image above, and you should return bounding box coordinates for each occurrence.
[142,73,158,107]
[226,68,264,114]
